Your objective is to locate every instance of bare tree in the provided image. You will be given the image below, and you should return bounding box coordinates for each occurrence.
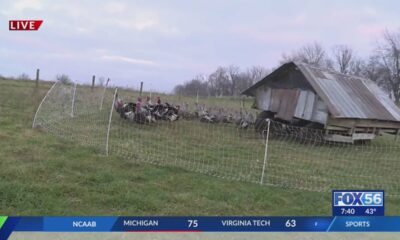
[17,73,30,80]
[375,29,400,104]
[173,84,184,95]
[248,66,269,83]
[173,74,208,97]
[281,42,327,67]
[56,74,72,84]
[332,45,354,74]
[301,42,326,65]
[173,65,270,97]
[364,56,382,82]
[208,67,231,97]
[227,65,240,96]
[360,55,393,98]
[347,58,366,77]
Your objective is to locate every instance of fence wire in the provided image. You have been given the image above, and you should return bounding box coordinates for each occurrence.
[265,121,400,197]
[33,82,114,152]
[33,82,400,197]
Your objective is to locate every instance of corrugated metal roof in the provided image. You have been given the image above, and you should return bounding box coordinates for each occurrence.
[242,62,400,122]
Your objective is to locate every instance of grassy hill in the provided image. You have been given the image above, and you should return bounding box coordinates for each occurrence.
[1,78,399,215]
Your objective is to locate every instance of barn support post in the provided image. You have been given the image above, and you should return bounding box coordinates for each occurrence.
[105,88,118,156]
[260,119,271,185]
[32,81,58,128]
[71,82,77,117]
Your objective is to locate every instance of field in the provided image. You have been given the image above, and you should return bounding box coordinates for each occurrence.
[1,78,400,216]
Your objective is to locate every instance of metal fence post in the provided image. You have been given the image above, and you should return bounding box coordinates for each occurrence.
[105,88,118,156]
[71,83,77,117]
[260,119,271,185]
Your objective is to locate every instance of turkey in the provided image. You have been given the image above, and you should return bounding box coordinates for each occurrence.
[125,111,135,122]
[164,103,180,122]
[121,102,136,119]
[236,111,255,129]
[199,109,217,123]
[114,94,182,125]
[114,93,124,114]
[221,113,234,123]
[114,94,137,120]
[194,103,205,119]
[178,102,195,120]
[134,97,147,124]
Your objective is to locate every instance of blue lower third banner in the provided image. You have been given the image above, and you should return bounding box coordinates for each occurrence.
[1,216,400,237]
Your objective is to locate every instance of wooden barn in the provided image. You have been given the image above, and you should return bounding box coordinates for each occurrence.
[242,61,400,142]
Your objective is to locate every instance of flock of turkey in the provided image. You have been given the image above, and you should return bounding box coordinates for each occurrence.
[114,95,256,129]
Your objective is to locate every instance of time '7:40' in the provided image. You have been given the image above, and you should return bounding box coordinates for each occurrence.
[341,208,355,215]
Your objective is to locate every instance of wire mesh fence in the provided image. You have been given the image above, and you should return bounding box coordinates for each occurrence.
[33,81,114,152]
[33,82,400,197]
[109,117,266,184]
[265,121,400,196]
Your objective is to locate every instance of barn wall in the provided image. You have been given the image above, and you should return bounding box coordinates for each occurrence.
[294,90,315,120]
[264,66,313,90]
[310,98,329,124]
[255,86,271,111]
[253,67,329,125]
[255,86,328,124]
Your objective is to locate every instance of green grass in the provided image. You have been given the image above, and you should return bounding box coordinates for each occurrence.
[1,78,400,216]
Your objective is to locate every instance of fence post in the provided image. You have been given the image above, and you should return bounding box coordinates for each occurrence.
[71,83,77,117]
[32,81,58,128]
[395,129,400,141]
[260,119,271,185]
[105,88,118,156]
[35,69,40,88]
[91,75,95,91]
[139,81,143,97]
[99,84,107,111]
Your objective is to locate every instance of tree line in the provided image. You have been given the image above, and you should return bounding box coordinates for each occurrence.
[174,29,400,104]
[173,66,269,98]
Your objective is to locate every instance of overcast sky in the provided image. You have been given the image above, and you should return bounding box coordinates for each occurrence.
[1,0,399,92]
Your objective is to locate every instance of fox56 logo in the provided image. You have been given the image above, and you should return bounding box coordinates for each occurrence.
[333,191,384,207]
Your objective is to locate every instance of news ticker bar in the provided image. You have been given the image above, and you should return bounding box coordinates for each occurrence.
[1,216,400,237]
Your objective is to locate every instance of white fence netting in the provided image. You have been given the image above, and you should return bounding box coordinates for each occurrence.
[33,82,400,197]
[33,81,114,151]
[264,121,400,196]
